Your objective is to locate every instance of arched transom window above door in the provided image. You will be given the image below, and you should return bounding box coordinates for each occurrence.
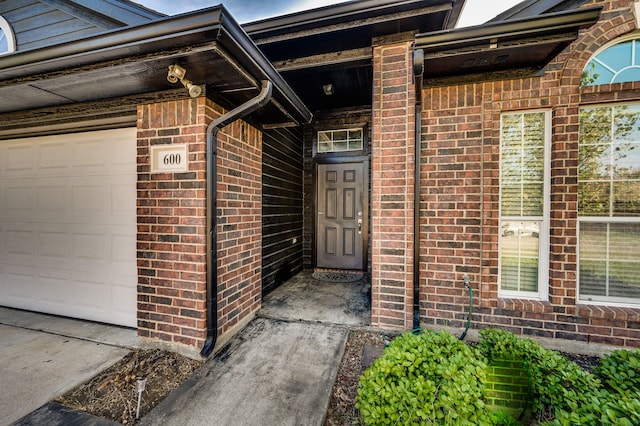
[0,15,16,55]
[582,36,640,86]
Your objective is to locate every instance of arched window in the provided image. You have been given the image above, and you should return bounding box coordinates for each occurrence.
[0,15,16,55]
[581,37,640,86]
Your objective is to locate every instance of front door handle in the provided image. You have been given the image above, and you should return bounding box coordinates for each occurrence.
[358,218,362,234]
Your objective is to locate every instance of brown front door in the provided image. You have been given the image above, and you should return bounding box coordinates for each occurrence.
[316,162,365,270]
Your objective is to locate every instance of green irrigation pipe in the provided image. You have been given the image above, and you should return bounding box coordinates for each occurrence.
[411,275,473,340]
[459,274,473,341]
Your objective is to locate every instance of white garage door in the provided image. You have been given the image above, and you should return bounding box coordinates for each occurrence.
[0,128,137,327]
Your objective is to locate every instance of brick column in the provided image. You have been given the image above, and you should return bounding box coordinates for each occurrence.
[371,40,416,330]
[214,114,263,339]
[137,97,262,357]
[137,97,208,355]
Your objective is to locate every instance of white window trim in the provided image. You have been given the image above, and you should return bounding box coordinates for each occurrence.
[0,15,16,55]
[498,110,551,301]
[585,30,640,64]
[581,30,640,86]
[577,218,640,308]
[317,127,363,153]
[577,100,640,307]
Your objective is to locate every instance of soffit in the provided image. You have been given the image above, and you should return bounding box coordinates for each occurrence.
[414,7,602,85]
[0,7,311,128]
[246,0,464,112]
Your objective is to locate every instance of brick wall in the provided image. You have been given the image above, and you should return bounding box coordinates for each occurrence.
[371,39,416,329]
[485,358,531,417]
[136,96,262,356]
[215,115,262,337]
[419,0,640,348]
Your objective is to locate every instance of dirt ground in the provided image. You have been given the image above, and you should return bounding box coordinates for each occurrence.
[324,329,388,426]
[55,349,201,424]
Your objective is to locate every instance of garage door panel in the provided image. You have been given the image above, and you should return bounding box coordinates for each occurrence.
[40,274,71,305]
[37,185,67,217]
[5,144,33,172]
[72,185,107,216]
[6,230,35,257]
[38,142,68,169]
[73,139,108,168]
[39,231,69,259]
[3,270,36,301]
[0,128,137,327]
[112,184,136,216]
[112,233,136,263]
[3,187,34,220]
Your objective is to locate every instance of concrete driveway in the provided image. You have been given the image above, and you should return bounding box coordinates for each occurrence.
[0,308,136,425]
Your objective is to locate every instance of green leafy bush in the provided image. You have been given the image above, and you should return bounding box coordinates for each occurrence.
[476,328,600,421]
[595,348,640,394]
[548,348,640,426]
[549,389,640,426]
[356,329,490,425]
[357,328,640,425]
[487,409,522,426]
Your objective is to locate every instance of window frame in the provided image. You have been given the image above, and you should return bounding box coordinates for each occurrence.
[498,109,551,301]
[316,127,364,154]
[577,102,640,307]
[581,32,640,86]
[0,15,16,55]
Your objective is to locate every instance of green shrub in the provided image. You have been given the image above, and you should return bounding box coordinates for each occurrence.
[476,329,601,422]
[357,328,640,425]
[487,409,522,426]
[356,329,490,425]
[549,390,640,426]
[595,348,640,395]
[547,348,640,426]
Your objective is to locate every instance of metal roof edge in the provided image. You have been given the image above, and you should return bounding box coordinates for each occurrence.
[218,8,313,123]
[415,6,602,50]
[489,0,590,23]
[0,8,224,73]
[444,0,465,30]
[244,0,456,38]
[0,5,311,125]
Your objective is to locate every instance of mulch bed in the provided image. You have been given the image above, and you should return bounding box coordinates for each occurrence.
[55,349,201,424]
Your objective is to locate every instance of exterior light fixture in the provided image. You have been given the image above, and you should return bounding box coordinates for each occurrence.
[167,64,202,98]
[323,83,334,96]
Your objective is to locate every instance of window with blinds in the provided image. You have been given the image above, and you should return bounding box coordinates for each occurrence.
[500,111,550,298]
[578,104,640,306]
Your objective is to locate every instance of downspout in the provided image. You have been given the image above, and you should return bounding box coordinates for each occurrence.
[200,80,273,357]
[412,48,424,330]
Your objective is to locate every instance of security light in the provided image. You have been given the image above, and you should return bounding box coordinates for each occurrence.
[167,64,202,98]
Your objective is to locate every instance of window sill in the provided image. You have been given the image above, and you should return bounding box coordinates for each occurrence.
[576,303,640,322]
[497,298,553,313]
[580,81,640,104]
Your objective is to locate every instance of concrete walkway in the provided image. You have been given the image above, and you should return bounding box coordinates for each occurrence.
[2,272,365,425]
[0,308,135,425]
[141,317,348,426]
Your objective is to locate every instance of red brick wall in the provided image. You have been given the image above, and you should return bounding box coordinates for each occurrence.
[418,0,640,348]
[371,39,416,330]
[215,116,263,337]
[136,97,262,355]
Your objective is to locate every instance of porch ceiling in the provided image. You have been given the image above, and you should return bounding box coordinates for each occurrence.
[246,0,464,112]
[0,7,312,130]
[415,6,602,85]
